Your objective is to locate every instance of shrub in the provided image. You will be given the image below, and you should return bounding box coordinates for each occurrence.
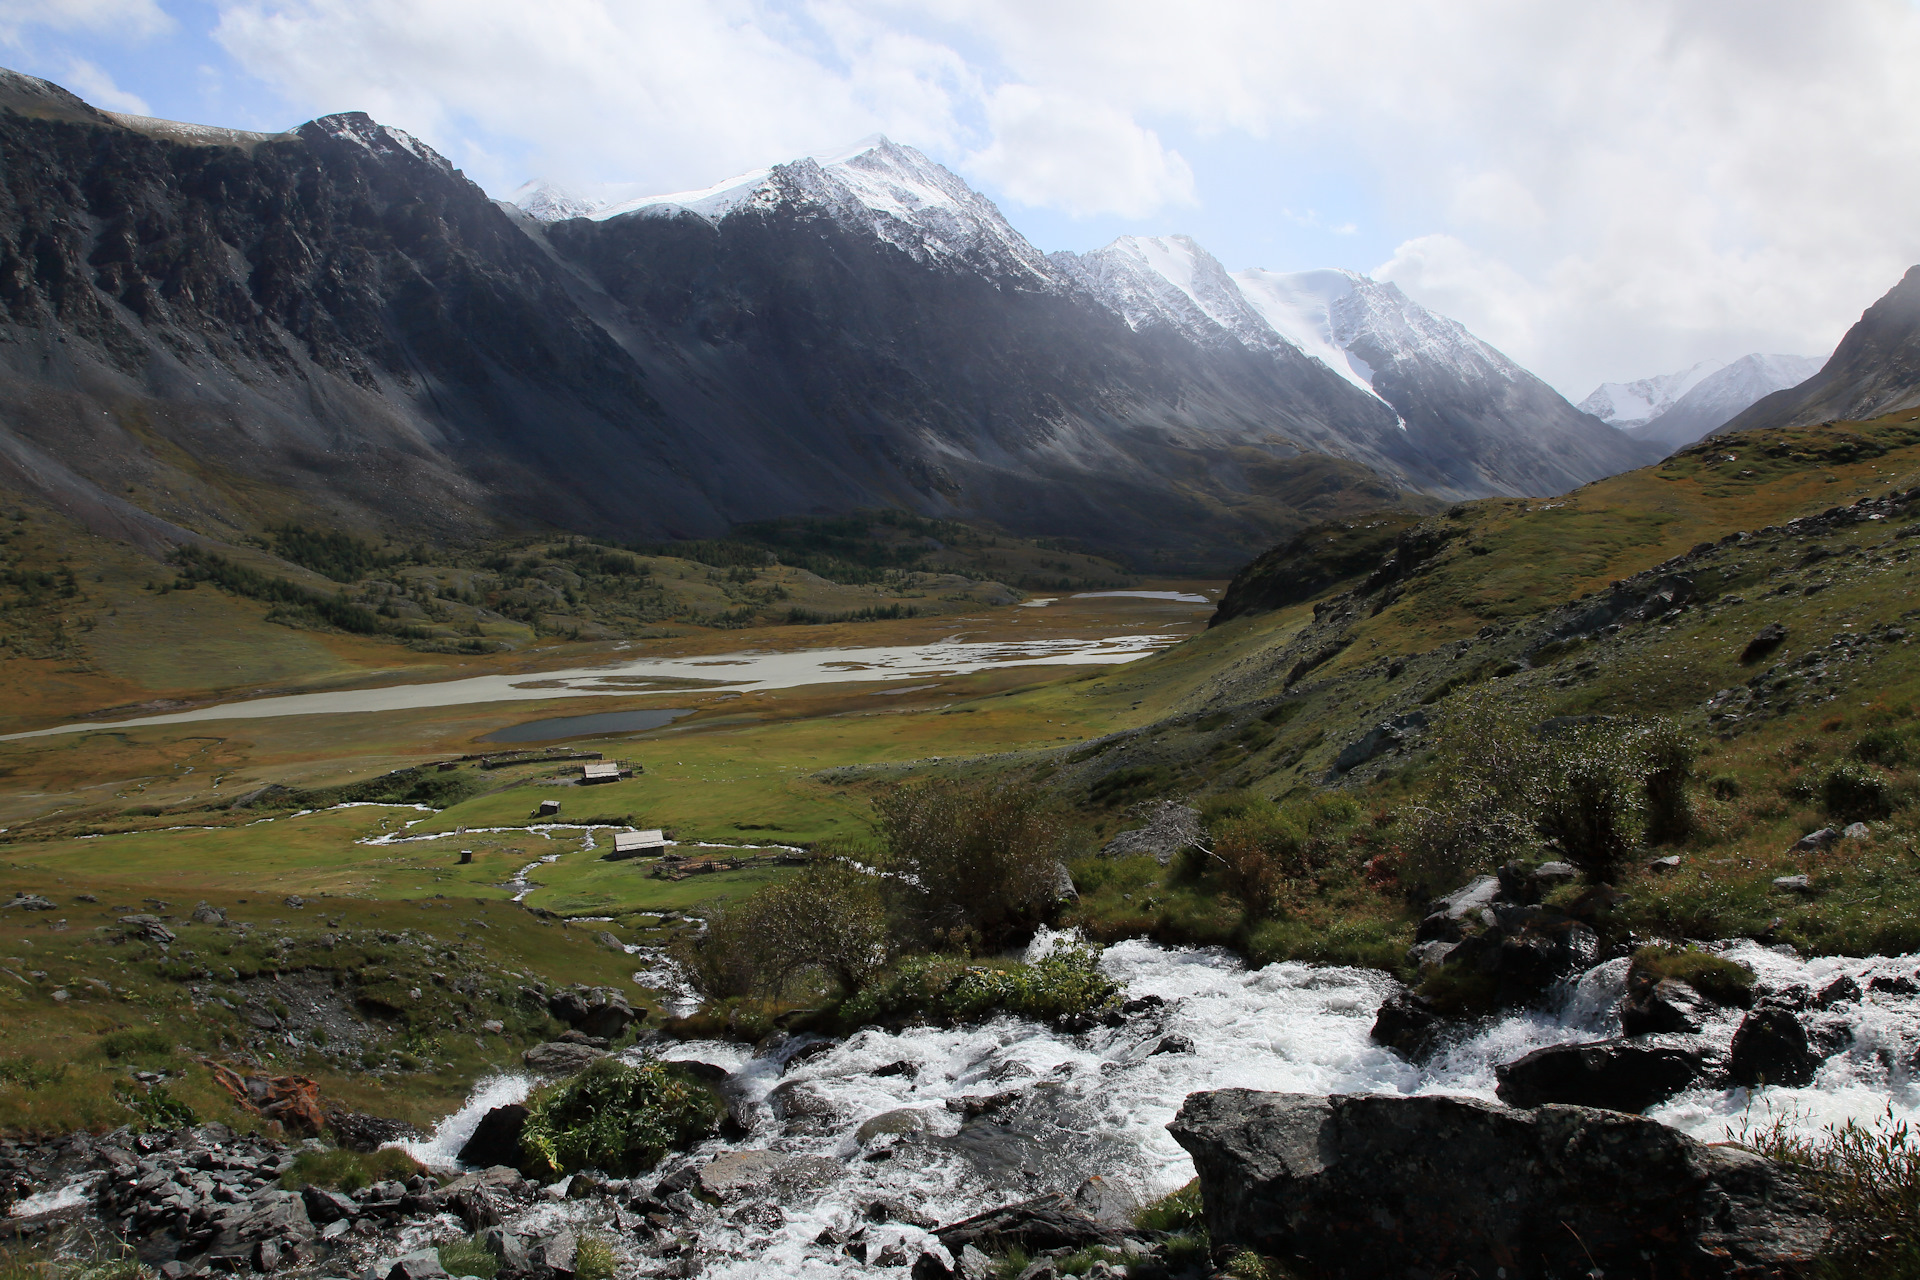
[1134,1178,1204,1233]
[1743,1110,1920,1279]
[838,942,1120,1027]
[672,856,889,1001]
[1642,717,1696,845]
[1856,727,1912,768]
[437,1239,500,1279]
[520,1058,720,1179]
[1209,803,1306,921]
[114,1082,196,1131]
[280,1146,423,1192]
[875,778,1069,949]
[1826,761,1897,823]
[98,1028,175,1061]
[1398,784,1531,900]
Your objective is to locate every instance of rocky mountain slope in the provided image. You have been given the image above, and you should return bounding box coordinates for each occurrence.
[1722,266,1920,435]
[1581,353,1825,453]
[0,61,1666,576]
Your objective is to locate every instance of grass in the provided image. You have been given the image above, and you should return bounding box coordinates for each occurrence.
[1630,944,1755,1006]
[834,943,1122,1029]
[281,1147,423,1192]
[437,1239,500,1279]
[1742,1109,1920,1279]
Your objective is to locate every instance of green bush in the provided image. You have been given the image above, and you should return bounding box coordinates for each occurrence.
[838,942,1120,1027]
[875,778,1070,949]
[1826,761,1897,823]
[280,1147,423,1192]
[1134,1178,1204,1233]
[520,1059,721,1180]
[1642,717,1696,845]
[1855,727,1912,768]
[1631,945,1754,1007]
[436,1239,500,1280]
[1743,1111,1920,1279]
[114,1082,197,1132]
[673,856,889,1001]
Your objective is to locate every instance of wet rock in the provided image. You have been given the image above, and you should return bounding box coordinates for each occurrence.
[457,1105,529,1169]
[546,987,636,1040]
[1813,975,1861,1009]
[934,1193,1121,1255]
[1730,1005,1823,1088]
[385,1250,447,1280]
[1120,994,1165,1016]
[528,1228,577,1278]
[1370,989,1442,1060]
[327,1112,420,1154]
[866,1197,937,1229]
[857,1109,936,1144]
[1170,1088,1828,1279]
[1073,1174,1137,1226]
[522,1042,606,1075]
[301,1184,358,1225]
[1149,1033,1194,1055]
[668,1059,731,1084]
[912,1252,957,1280]
[1494,1037,1711,1112]
[767,1080,839,1134]
[872,1060,919,1078]
[1620,977,1713,1036]
[1869,973,1919,996]
[953,1244,995,1280]
[481,1226,529,1273]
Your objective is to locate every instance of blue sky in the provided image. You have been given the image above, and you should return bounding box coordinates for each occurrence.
[7,0,1920,398]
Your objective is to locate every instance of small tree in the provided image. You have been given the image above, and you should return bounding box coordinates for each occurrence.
[874,778,1066,950]
[749,856,890,993]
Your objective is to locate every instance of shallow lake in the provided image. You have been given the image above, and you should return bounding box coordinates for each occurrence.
[5,632,1183,740]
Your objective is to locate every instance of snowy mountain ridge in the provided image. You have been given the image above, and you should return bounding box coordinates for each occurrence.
[1581,353,1828,451]
[1579,361,1725,429]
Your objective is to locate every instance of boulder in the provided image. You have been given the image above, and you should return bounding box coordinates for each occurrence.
[1099,800,1203,863]
[300,1184,358,1225]
[527,1229,578,1278]
[1369,990,1442,1060]
[1812,975,1861,1009]
[695,1150,837,1201]
[1169,1089,1828,1279]
[1772,874,1817,895]
[327,1111,420,1153]
[480,1227,529,1273]
[1729,1005,1823,1088]
[190,901,227,925]
[456,1104,529,1170]
[1740,621,1787,664]
[1620,977,1714,1036]
[386,1251,447,1280]
[935,1193,1121,1255]
[576,988,638,1040]
[118,914,176,944]
[1792,828,1837,853]
[767,1080,839,1133]
[1494,1037,1711,1112]
[522,1042,606,1075]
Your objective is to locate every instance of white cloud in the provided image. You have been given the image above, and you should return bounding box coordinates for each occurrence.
[0,0,172,43]
[968,84,1193,217]
[199,0,1920,394]
[57,56,150,112]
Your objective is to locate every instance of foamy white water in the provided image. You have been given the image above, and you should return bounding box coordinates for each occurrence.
[395,1074,534,1168]
[410,936,1920,1277]
[2,634,1181,740]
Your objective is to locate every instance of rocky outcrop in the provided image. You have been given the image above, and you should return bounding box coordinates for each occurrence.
[1494,1037,1714,1112]
[455,1104,528,1169]
[1169,1088,1828,1279]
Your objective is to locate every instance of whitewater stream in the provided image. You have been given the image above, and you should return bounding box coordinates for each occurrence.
[399,933,1920,1277]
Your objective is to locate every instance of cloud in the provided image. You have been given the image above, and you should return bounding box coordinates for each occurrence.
[199,0,1920,393]
[0,0,172,43]
[57,57,150,113]
[968,84,1194,217]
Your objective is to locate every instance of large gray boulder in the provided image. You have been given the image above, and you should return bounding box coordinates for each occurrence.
[1168,1089,1827,1279]
[1494,1037,1713,1112]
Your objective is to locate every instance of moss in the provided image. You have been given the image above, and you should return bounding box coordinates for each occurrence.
[1631,945,1754,1008]
[1416,963,1501,1018]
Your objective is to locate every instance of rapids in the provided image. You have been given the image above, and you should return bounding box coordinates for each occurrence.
[413,933,1920,1277]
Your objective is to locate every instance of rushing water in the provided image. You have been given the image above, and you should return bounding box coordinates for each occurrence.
[406,934,1920,1277]
[1,634,1182,740]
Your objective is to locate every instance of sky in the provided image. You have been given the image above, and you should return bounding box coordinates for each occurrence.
[4,0,1919,399]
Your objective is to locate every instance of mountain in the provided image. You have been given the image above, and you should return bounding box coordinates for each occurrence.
[0,66,1649,572]
[1720,267,1920,435]
[1580,354,1826,452]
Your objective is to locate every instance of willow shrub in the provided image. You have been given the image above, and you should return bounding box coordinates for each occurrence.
[874,778,1068,950]
[520,1059,720,1179]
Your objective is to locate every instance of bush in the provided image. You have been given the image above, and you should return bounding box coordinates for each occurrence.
[280,1146,423,1192]
[114,1082,196,1131]
[1826,761,1897,823]
[875,779,1069,949]
[1855,727,1912,768]
[1642,717,1696,845]
[1209,803,1306,921]
[838,941,1120,1027]
[1743,1110,1920,1279]
[520,1058,720,1179]
[1134,1178,1204,1233]
[673,855,889,1001]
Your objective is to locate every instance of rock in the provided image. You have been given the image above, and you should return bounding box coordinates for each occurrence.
[522,1042,606,1075]
[866,1197,937,1229]
[954,1245,995,1280]
[1772,874,1817,895]
[1730,1005,1823,1087]
[1813,975,1861,1009]
[1011,1262,1056,1280]
[386,1250,447,1280]
[1428,875,1501,921]
[695,1150,837,1201]
[669,1059,732,1084]
[1370,989,1442,1060]
[457,1104,529,1169]
[547,989,590,1024]
[284,895,306,909]
[327,1112,420,1153]
[3,894,54,911]
[857,1108,936,1144]
[555,1029,609,1048]
[1149,1033,1194,1056]
[934,1193,1121,1254]
[190,901,226,925]
[301,1184,358,1225]
[480,1227,529,1273]
[595,931,623,951]
[912,1252,956,1280]
[1870,974,1920,996]
[1169,1088,1828,1279]
[1793,828,1838,852]
[1620,977,1714,1036]
[1099,801,1203,863]
[872,1060,918,1078]
[575,988,637,1040]
[1648,854,1682,873]
[1740,621,1788,664]
[1844,821,1872,839]
[527,1229,577,1278]
[1049,861,1077,903]
[1328,713,1427,775]
[118,914,176,944]
[767,1080,839,1133]
[1405,939,1457,968]
[481,1019,504,1034]
[1494,1037,1711,1112]
[1073,1174,1136,1225]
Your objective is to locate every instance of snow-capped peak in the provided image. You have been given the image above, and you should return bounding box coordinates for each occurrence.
[307,112,453,175]
[1577,360,1725,428]
[1062,235,1286,353]
[509,179,599,224]
[558,137,1054,284]
[1231,268,1384,401]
